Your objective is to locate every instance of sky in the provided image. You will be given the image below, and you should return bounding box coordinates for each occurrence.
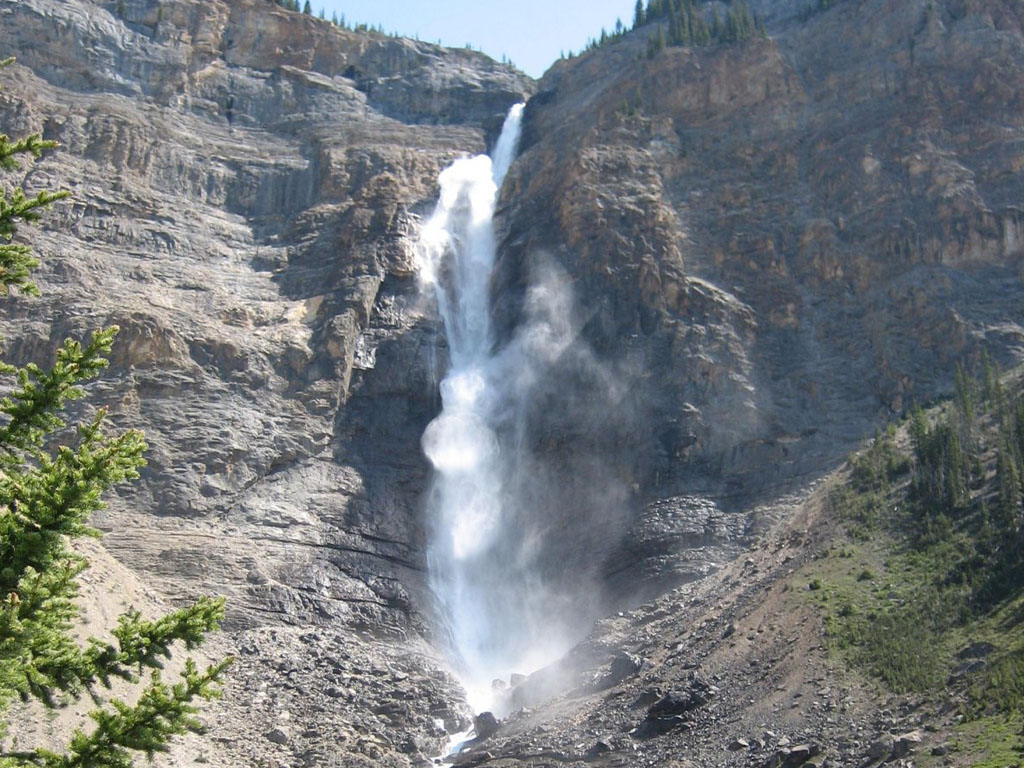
[314,0,638,79]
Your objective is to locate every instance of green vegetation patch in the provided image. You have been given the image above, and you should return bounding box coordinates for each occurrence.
[804,358,1024,760]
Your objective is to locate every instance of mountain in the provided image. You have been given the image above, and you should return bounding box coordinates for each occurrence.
[2,0,1023,765]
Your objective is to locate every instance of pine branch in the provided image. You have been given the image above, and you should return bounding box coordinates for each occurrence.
[0,138,61,174]
[0,187,67,297]
[0,561,90,708]
[0,403,145,591]
[0,189,69,238]
[0,243,39,297]
[88,598,227,686]
[0,328,119,456]
[0,62,230,764]
[31,658,232,768]
[1,588,225,712]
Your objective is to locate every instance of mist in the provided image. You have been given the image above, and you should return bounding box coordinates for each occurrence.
[417,104,637,715]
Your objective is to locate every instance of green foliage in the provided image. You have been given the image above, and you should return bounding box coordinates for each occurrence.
[638,0,763,53]
[856,606,946,693]
[909,403,971,514]
[0,59,229,765]
[634,0,646,29]
[573,0,766,62]
[970,648,1024,716]
[0,60,68,299]
[822,359,1024,713]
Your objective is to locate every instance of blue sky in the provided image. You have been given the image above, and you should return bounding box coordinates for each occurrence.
[313,1,638,78]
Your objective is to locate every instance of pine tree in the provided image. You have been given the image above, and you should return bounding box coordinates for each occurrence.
[710,8,723,42]
[668,6,681,45]
[646,25,667,58]
[302,0,311,14]
[997,437,1022,532]
[945,428,968,509]
[0,58,230,766]
[634,0,646,29]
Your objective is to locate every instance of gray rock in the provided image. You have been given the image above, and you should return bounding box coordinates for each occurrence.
[893,730,923,757]
[866,736,893,760]
[472,712,500,741]
[266,728,290,745]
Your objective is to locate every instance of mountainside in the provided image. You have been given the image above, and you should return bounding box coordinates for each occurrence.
[2,0,1024,765]
[0,0,530,763]
[498,0,1024,603]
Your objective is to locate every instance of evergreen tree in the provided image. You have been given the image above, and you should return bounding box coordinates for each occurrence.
[668,6,680,44]
[302,0,311,14]
[646,25,667,58]
[634,0,646,29]
[945,428,968,509]
[997,437,1022,532]
[710,7,722,41]
[0,58,229,766]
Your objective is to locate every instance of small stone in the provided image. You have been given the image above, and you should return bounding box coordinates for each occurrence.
[474,712,500,740]
[866,736,892,760]
[728,738,750,751]
[893,729,922,757]
[266,728,290,745]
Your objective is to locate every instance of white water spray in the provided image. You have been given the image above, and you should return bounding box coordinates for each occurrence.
[417,104,580,713]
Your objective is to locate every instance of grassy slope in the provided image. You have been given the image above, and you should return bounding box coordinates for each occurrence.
[791,364,1024,766]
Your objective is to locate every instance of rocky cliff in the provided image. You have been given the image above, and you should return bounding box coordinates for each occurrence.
[0,0,530,763]
[3,0,1024,765]
[497,0,1024,601]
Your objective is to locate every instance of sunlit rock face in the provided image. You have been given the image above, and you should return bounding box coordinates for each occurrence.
[497,0,1024,601]
[0,0,530,763]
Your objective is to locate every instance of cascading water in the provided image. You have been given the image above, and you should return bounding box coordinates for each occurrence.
[417,104,578,714]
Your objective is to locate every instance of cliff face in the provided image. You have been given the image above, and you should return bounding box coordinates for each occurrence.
[0,0,530,763]
[496,0,1024,599]
[5,0,1024,765]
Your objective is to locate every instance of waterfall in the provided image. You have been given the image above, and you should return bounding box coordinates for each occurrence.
[417,104,574,713]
